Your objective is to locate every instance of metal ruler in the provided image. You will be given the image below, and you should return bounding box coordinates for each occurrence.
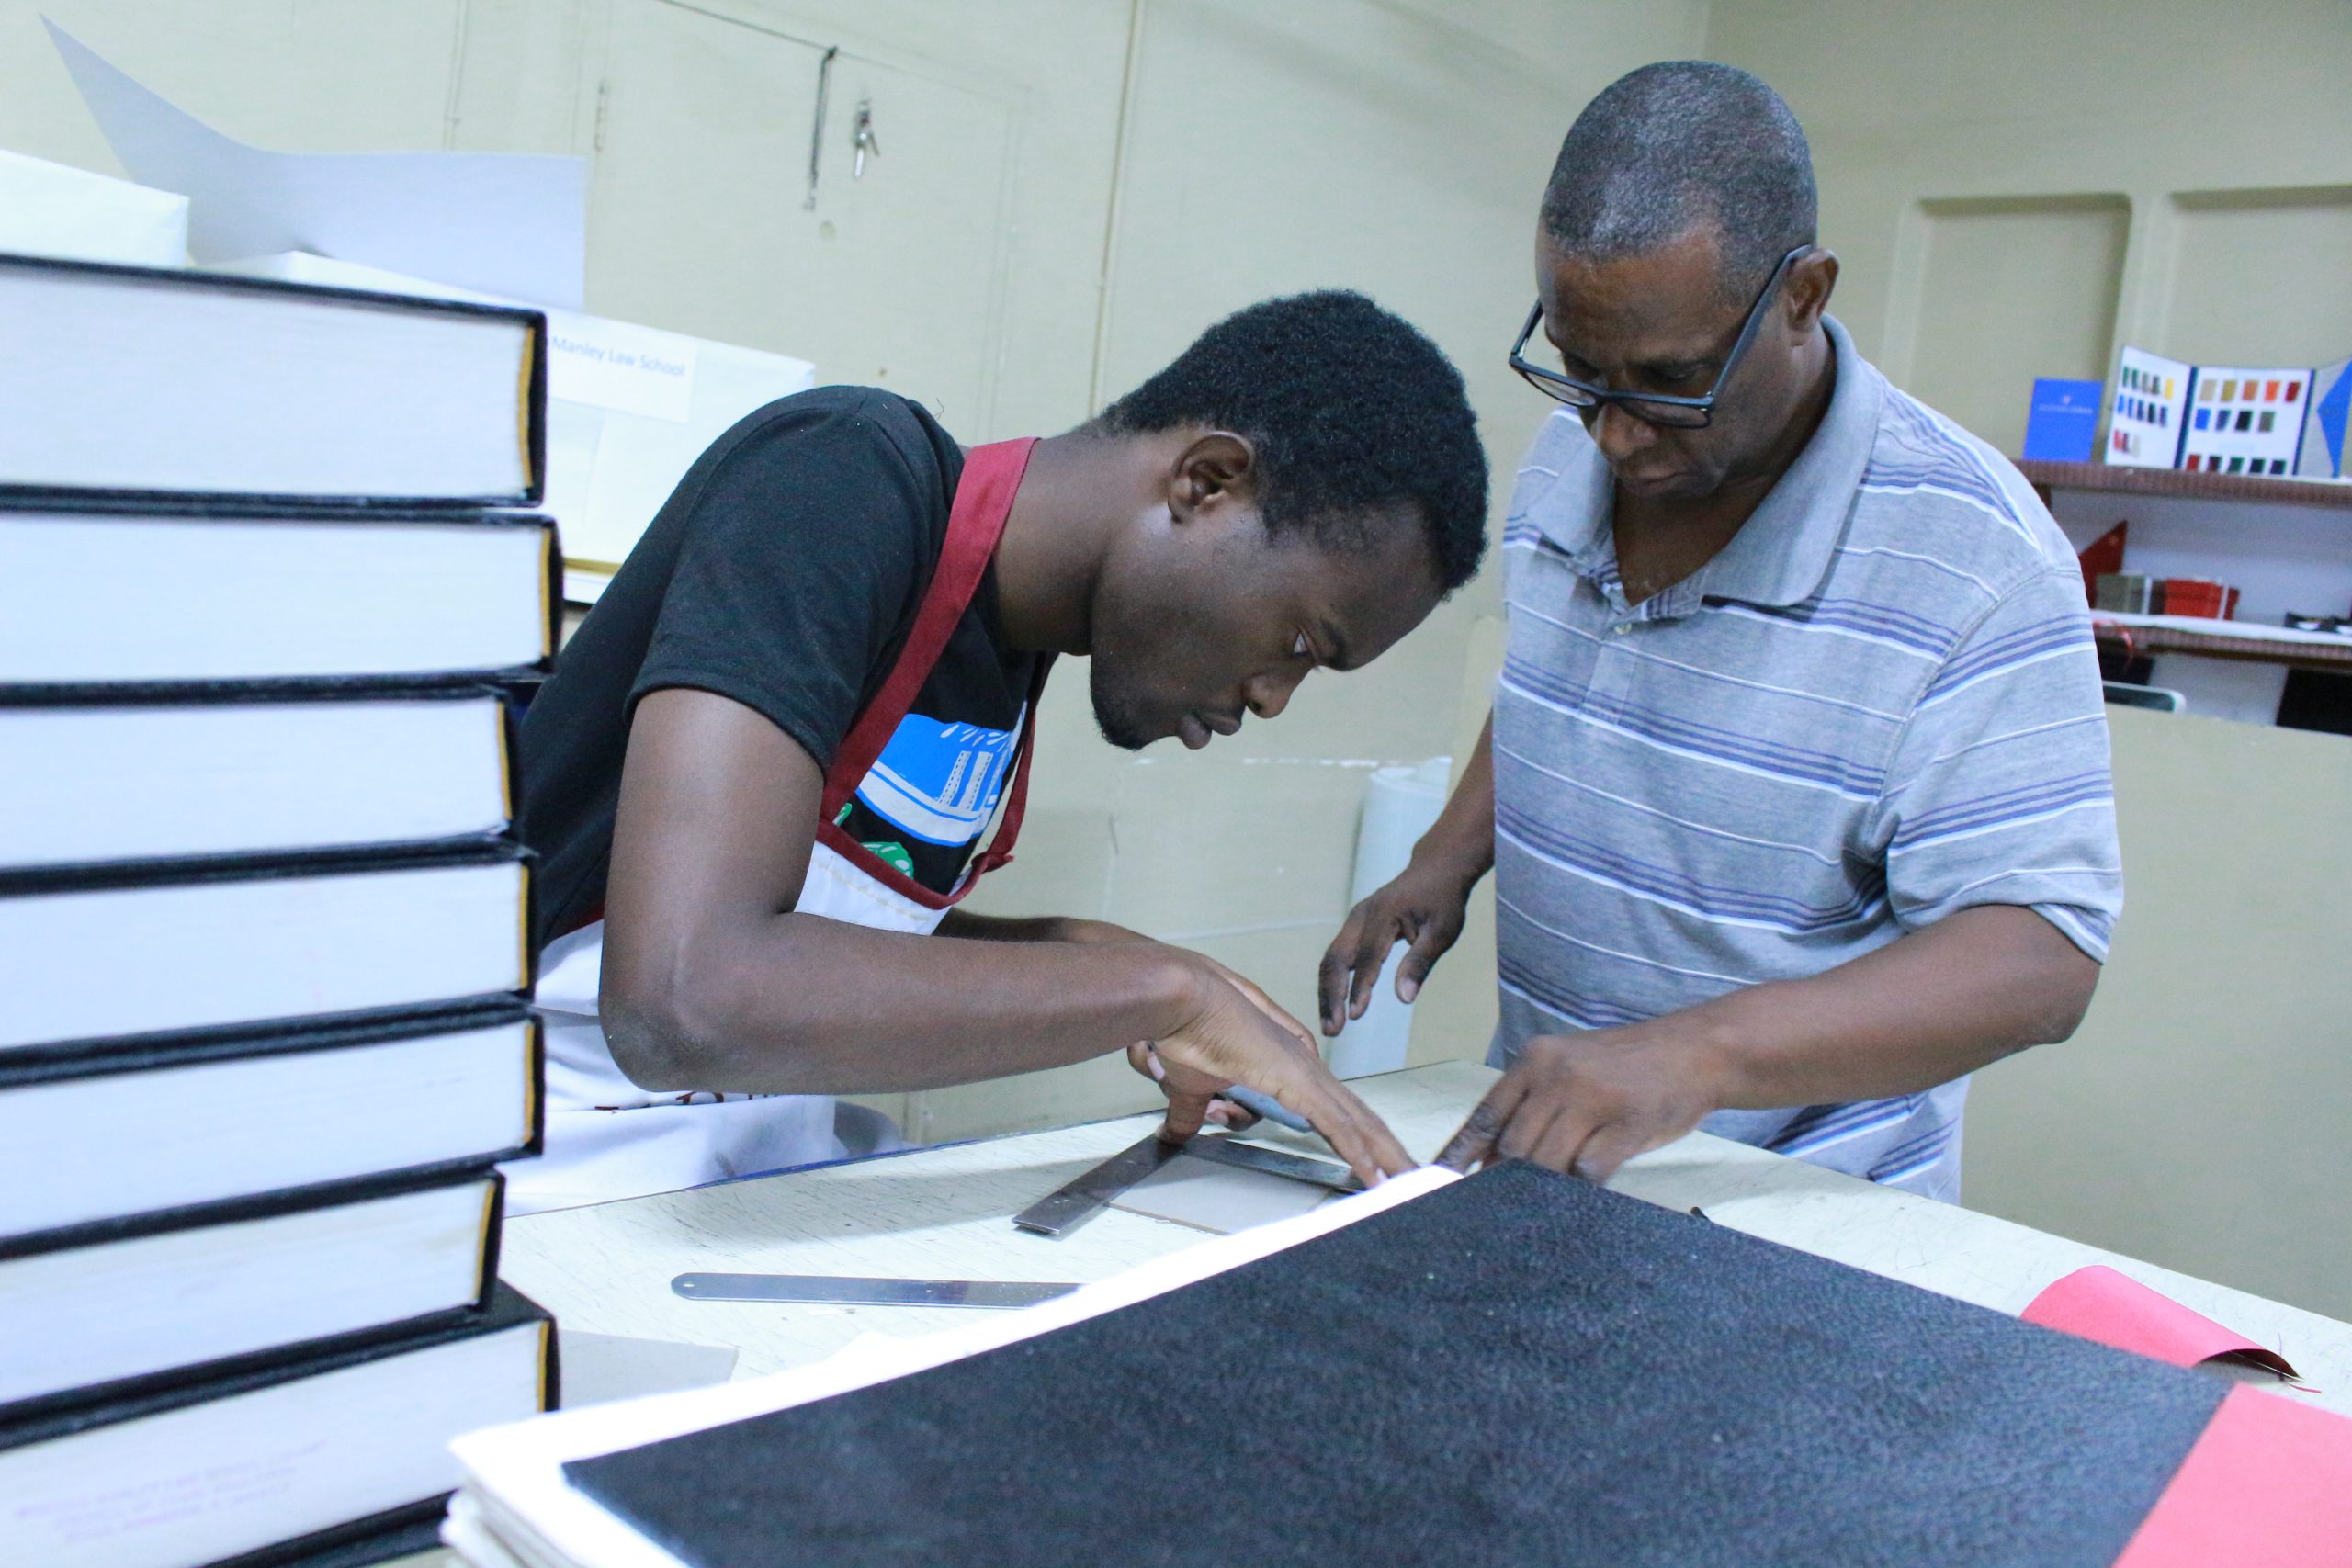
[673,1272,1078,1309]
[1185,1134,1362,1195]
[1012,1132,1360,1238]
[1012,1132,1183,1237]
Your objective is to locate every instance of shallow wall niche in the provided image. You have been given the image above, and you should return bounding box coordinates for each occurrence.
[1887,193,2132,456]
[2159,185,2352,368]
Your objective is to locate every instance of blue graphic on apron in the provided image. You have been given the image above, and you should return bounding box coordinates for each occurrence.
[854,711,1022,846]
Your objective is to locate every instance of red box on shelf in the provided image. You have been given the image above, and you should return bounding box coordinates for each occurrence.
[2159,579,2240,620]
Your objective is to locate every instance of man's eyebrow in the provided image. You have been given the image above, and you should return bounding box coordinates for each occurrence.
[1552,338,1709,384]
[1320,619,1356,672]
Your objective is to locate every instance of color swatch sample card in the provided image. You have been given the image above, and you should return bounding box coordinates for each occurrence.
[2103,343,2349,476]
[2106,348,2189,467]
[2183,366,2312,475]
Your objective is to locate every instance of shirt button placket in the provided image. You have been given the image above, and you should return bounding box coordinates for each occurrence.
[1590,601,1639,716]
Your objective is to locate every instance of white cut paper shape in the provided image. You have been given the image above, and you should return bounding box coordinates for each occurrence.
[45,18,588,309]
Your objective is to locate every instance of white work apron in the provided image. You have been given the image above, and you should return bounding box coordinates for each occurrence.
[507,438,1046,1215]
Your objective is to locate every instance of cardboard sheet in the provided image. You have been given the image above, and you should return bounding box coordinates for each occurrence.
[2024,1265,2299,1380]
[1110,1151,1334,1234]
[450,1170,1457,1568]
[559,1333,739,1411]
[2113,1384,2352,1566]
[47,21,587,307]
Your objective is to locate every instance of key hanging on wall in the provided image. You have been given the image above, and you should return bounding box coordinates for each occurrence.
[853,98,879,180]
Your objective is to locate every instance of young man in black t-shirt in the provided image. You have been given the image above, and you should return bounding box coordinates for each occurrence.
[515,291,1487,1205]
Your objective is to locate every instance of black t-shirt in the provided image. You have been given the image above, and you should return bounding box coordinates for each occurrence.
[518,387,1043,949]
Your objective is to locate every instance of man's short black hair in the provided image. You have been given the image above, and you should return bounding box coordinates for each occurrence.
[1094,290,1487,592]
[1542,61,1815,299]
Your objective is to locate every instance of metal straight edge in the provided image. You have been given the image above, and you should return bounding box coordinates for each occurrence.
[1012,1130,1364,1242]
[1012,1130,1183,1237]
[1182,1134,1363,1195]
[672,1273,1079,1310]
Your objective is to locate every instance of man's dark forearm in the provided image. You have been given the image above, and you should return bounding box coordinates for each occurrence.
[1652,904,2098,1109]
[602,914,1196,1096]
[1417,711,1498,885]
[1438,902,2101,1176]
[934,908,1088,943]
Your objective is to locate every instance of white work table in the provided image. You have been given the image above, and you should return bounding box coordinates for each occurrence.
[500,1059,2352,1420]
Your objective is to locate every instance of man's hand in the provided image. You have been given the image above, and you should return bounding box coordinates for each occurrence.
[1435,1025,1728,1182]
[1051,920,1310,1132]
[1317,714,1495,1038]
[1137,959,1416,1183]
[1317,852,1479,1035]
[1432,905,2099,1182]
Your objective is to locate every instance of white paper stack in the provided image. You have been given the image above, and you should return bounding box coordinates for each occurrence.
[0,148,187,269]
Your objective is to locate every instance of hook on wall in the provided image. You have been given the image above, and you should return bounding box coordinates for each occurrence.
[803,45,840,211]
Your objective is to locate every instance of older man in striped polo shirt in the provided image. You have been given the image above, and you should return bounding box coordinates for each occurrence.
[1320,62,2119,1202]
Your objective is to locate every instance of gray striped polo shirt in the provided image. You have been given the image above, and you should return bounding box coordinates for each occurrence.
[1489,315,2120,1202]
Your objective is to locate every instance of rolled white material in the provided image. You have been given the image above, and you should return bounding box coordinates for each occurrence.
[1329,757,1451,1079]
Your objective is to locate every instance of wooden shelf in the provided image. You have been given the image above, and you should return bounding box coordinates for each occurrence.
[2016,459,2352,512]
[2094,616,2352,671]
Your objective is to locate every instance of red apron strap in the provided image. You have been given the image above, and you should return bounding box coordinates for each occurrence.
[559,439,1042,942]
[962,660,1048,881]
[821,438,1037,820]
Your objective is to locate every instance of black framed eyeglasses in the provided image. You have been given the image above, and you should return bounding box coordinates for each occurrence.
[1509,244,1814,429]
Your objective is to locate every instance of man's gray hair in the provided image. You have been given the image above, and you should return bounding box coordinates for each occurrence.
[1542,61,1816,299]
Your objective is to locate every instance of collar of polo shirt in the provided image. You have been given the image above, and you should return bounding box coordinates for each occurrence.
[1534,315,1885,615]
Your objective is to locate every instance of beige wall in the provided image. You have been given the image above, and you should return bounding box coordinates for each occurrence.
[1964,711,2352,1320]
[1706,0,2352,455]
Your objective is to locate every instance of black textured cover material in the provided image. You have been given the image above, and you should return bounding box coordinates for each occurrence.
[566,1163,2225,1567]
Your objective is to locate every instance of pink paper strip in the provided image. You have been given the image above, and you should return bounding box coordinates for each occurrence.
[2023,1265,2298,1379]
[2113,1385,2352,1566]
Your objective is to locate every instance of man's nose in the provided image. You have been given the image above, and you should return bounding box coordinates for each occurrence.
[1588,401,1657,467]
[1244,665,1307,720]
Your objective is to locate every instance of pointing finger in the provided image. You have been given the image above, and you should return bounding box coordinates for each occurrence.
[1317,907,1369,1034]
[1157,1080,1215,1146]
[1347,928,1400,1022]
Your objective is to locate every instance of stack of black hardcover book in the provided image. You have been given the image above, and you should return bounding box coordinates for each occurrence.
[0,254,561,1568]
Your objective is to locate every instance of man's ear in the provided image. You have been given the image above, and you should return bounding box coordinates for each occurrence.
[1784,248,1839,335]
[1166,431,1258,525]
